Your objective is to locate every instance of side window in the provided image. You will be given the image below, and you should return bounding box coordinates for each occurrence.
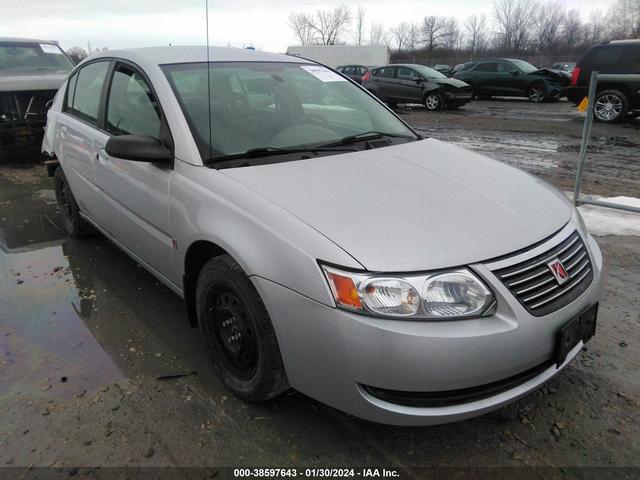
[474,62,497,73]
[343,66,355,75]
[64,71,79,111]
[357,67,366,75]
[397,67,415,80]
[66,61,109,125]
[496,62,514,73]
[106,64,161,138]
[375,67,396,78]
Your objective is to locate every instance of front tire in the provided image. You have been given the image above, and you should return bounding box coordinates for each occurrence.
[54,167,94,238]
[527,83,546,103]
[425,92,444,111]
[593,90,628,123]
[196,254,288,402]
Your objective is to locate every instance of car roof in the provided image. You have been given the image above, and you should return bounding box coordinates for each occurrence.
[0,36,60,45]
[88,46,304,66]
[375,64,435,69]
[606,39,640,44]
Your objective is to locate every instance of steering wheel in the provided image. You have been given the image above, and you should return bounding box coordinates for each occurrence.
[299,112,331,128]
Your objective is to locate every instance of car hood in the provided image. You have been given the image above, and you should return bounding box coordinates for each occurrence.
[0,71,68,92]
[434,77,469,89]
[223,139,573,272]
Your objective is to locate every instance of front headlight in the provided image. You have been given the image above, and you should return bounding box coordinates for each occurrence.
[320,264,494,319]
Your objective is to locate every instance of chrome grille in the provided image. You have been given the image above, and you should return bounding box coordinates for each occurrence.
[492,231,593,316]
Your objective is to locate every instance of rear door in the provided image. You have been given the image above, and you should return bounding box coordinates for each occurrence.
[57,60,111,222]
[470,62,498,94]
[371,66,398,101]
[94,61,176,279]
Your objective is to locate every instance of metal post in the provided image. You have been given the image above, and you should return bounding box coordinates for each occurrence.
[573,71,599,206]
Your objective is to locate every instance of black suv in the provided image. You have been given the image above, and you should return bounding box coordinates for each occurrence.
[453,58,570,102]
[567,40,640,123]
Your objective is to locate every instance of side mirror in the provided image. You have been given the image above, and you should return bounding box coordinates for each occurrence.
[510,70,520,76]
[413,77,422,84]
[105,135,172,163]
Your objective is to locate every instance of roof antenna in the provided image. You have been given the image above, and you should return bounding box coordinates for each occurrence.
[206,0,212,161]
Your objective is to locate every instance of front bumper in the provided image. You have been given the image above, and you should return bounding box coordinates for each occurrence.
[254,226,603,425]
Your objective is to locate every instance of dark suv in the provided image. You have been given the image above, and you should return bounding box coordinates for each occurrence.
[567,40,640,123]
[453,58,570,102]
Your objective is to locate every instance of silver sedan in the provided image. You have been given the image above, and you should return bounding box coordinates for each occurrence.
[42,46,602,425]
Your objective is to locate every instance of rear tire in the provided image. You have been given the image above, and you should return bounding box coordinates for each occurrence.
[593,90,628,123]
[196,254,289,402]
[54,167,95,238]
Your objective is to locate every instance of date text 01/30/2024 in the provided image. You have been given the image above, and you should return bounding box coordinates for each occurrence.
[233,468,400,478]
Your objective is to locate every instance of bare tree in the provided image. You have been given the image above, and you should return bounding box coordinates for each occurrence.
[493,0,539,52]
[586,9,606,43]
[407,23,421,51]
[420,16,447,57]
[562,10,583,50]
[442,17,460,51]
[355,6,366,45]
[312,6,353,45]
[391,22,411,51]
[369,22,388,45]
[66,46,88,64]
[535,1,566,53]
[465,14,488,56]
[288,12,315,45]
[607,0,640,38]
[288,7,352,45]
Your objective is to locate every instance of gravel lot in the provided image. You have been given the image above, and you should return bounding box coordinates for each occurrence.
[0,98,638,477]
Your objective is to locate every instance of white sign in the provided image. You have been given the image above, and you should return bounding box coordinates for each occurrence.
[40,44,62,54]
[300,65,346,83]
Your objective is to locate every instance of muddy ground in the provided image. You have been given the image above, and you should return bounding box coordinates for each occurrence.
[0,99,639,477]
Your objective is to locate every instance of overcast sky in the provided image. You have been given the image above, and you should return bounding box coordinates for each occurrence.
[2,0,613,53]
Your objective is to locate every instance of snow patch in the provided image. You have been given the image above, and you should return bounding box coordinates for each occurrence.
[577,196,640,237]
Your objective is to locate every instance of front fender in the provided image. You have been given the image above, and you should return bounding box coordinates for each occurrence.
[169,160,364,307]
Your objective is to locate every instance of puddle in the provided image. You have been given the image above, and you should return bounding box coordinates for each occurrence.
[0,167,209,400]
[0,244,124,398]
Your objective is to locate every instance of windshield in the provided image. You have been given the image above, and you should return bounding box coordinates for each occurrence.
[413,65,447,79]
[0,42,74,74]
[510,59,538,74]
[162,62,416,160]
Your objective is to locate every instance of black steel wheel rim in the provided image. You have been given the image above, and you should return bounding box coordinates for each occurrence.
[205,287,258,379]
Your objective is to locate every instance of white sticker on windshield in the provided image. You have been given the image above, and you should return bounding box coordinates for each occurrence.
[40,43,62,54]
[300,65,346,83]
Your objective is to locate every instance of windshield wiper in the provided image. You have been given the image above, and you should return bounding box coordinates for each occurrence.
[319,131,416,147]
[205,146,357,166]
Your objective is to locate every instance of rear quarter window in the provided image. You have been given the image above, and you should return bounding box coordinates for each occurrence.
[64,61,110,126]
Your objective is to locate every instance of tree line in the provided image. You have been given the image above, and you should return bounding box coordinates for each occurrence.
[289,0,640,63]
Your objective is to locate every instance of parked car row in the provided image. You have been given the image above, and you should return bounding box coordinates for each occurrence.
[338,41,640,123]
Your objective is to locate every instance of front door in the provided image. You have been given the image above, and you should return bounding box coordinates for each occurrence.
[94,62,176,282]
[395,67,424,102]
